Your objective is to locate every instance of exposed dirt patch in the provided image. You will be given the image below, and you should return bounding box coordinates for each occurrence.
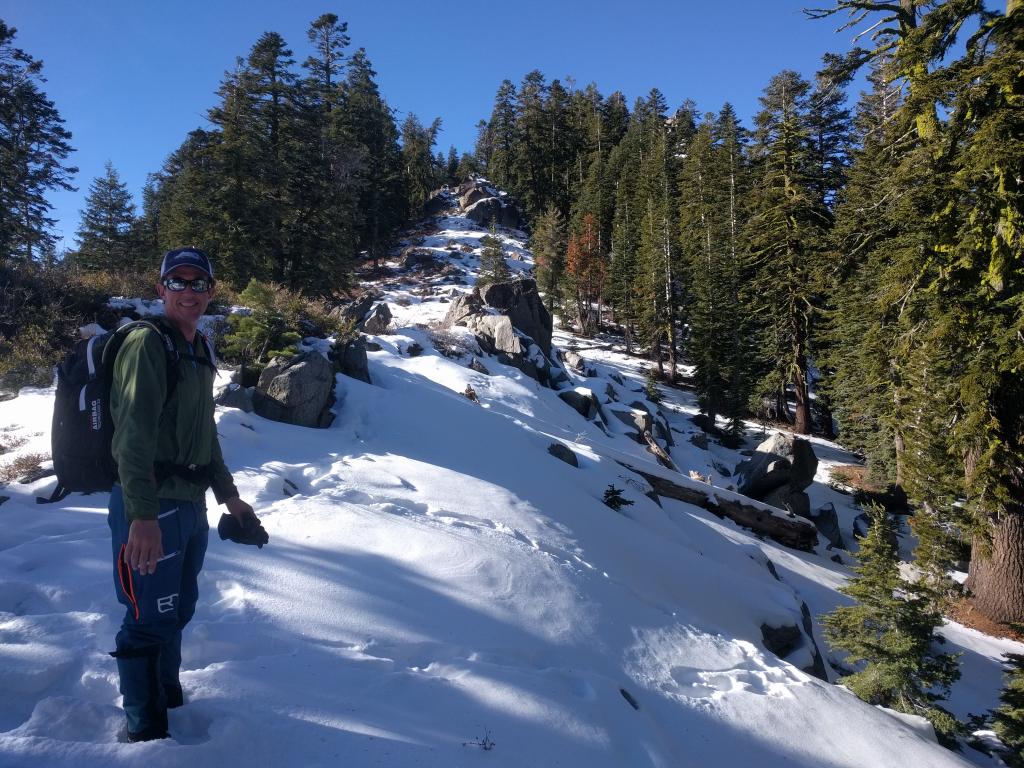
[947,598,1024,643]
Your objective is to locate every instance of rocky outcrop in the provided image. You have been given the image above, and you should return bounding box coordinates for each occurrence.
[442,279,563,389]
[478,280,553,357]
[423,189,451,217]
[330,291,379,326]
[359,303,392,335]
[331,336,371,384]
[756,432,819,490]
[464,197,525,230]
[253,352,335,428]
[734,433,825,546]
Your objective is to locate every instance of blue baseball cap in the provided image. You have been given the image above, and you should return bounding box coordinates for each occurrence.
[160,247,214,279]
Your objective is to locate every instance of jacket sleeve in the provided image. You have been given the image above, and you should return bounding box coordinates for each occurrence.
[208,424,239,504]
[110,329,166,521]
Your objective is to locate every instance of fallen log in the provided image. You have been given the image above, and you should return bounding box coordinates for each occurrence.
[619,462,818,552]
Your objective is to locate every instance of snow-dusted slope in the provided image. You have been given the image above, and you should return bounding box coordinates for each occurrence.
[0,192,1015,767]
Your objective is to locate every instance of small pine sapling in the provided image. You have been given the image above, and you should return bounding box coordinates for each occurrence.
[644,371,663,403]
[821,504,961,743]
[993,651,1024,766]
[602,485,634,512]
[478,224,510,286]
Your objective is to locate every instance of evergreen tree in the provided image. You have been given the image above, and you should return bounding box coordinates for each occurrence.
[478,225,510,285]
[512,70,550,217]
[679,107,753,435]
[339,48,406,267]
[745,70,835,434]
[565,213,605,336]
[994,652,1024,766]
[822,505,961,742]
[74,161,136,271]
[810,0,1024,625]
[485,80,518,189]
[0,22,76,262]
[400,113,442,214]
[530,204,566,313]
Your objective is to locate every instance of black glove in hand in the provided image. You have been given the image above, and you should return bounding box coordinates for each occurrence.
[218,512,269,548]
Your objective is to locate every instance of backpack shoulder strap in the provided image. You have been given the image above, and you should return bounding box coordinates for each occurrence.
[101,319,182,402]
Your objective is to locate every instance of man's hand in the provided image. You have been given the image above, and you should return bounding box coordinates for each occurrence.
[225,496,257,526]
[125,519,163,575]
[218,497,268,548]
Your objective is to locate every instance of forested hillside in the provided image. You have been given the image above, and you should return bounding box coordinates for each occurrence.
[472,0,1023,632]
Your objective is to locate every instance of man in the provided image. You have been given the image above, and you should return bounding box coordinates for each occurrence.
[108,247,263,742]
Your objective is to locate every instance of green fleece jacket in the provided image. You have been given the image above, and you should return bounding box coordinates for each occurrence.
[110,324,238,521]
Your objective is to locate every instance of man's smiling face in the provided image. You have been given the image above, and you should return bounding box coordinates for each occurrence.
[156,265,214,336]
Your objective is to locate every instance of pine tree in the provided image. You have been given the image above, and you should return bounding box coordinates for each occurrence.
[822,505,961,742]
[745,70,834,434]
[400,113,442,214]
[74,161,136,271]
[994,652,1024,766]
[485,80,518,190]
[530,205,566,314]
[0,22,76,262]
[565,213,605,336]
[809,0,1024,625]
[478,225,510,285]
[339,48,406,267]
[679,107,753,435]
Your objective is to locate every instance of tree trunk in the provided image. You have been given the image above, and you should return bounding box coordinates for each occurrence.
[966,510,1024,625]
[793,365,811,435]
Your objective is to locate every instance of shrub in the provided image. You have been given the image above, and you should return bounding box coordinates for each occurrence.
[602,485,634,512]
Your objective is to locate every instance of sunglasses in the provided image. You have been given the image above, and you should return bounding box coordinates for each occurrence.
[162,276,212,293]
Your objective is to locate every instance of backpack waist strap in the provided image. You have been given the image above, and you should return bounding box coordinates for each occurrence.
[153,461,213,486]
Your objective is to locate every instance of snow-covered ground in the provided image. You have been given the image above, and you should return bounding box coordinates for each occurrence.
[0,194,1018,767]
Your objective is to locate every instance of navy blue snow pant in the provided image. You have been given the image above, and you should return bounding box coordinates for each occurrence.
[108,484,208,738]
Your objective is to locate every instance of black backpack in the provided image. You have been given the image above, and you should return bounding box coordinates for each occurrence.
[45,319,215,502]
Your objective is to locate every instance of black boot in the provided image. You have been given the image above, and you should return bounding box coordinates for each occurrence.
[112,646,169,740]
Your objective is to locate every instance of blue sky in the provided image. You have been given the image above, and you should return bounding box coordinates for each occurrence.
[5,0,865,252]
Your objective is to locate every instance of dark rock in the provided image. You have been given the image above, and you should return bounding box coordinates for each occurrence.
[761,623,803,659]
[330,290,379,325]
[603,383,619,403]
[254,352,336,428]
[756,433,819,491]
[402,249,440,271]
[459,186,490,210]
[359,303,392,335]
[735,452,793,498]
[331,337,372,384]
[406,342,424,357]
[800,602,831,681]
[547,443,579,468]
[811,502,844,550]
[0,495,8,507]
[423,189,450,217]
[558,388,601,421]
[609,406,653,438]
[464,196,525,230]
[468,357,490,375]
[214,384,254,413]
[690,432,709,450]
[762,487,811,520]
